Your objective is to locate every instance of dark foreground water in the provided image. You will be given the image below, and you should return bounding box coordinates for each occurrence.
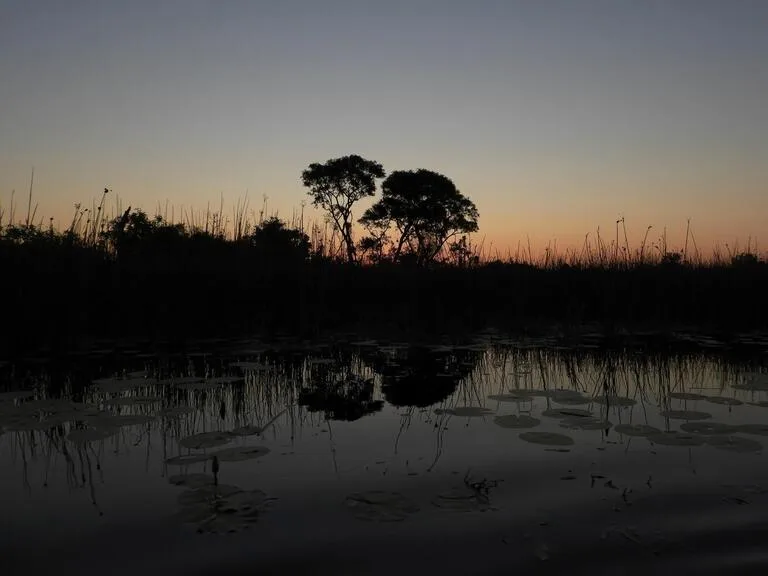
[2,332,768,575]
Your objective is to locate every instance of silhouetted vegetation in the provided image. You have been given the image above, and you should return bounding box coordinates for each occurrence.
[1,159,767,358]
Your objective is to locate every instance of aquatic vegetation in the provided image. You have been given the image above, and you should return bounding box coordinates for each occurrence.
[592,395,637,407]
[177,484,241,506]
[0,390,35,402]
[736,373,768,391]
[519,431,575,446]
[680,422,738,435]
[647,431,705,446]
[345,491,420,522]
[66,427,119,443]
[210,445,271,462]
[736,424,768,436]
[704,396,743,406]
[432,486,492,512]
[550,391,590,405]
[559,417,612,431]
[168,473,216,488]
[704,436,762,453]
[102,396,161,406]
[92,377,155,393]
[179,431,234,450]
[669,392,707,401]
[487,394,534,403]
[230,425,263,436]
[165,454,213,466]
[158,406,196,418]
[542,408,593,419]
[614,424,662,437]
[493,415,541,429]
[660,410,713,420]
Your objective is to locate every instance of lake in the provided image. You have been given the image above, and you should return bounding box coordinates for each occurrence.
[2,331,768,575]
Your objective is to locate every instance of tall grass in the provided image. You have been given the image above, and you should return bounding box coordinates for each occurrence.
[0,192,766,357]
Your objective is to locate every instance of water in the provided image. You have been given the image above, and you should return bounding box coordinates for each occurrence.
[2,333,768,575]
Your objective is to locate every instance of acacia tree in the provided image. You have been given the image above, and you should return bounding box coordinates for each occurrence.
[301,155,385,263]
[359,169,479,266]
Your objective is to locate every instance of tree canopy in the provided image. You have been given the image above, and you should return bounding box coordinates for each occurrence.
[359,169,479,265]
[301,154,385,263]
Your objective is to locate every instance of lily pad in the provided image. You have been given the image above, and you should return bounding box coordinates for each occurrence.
[592,395,637,407]
[180,431,233,450]
[67,428,119,443]
[669,392,707,401]
[647,431,705,446]
[158,406,196,418]
[551,392,590,405]
[211,445,271,462]
[193,490,275,533]
[493,415,540,429]
[559,417,612,431]
[704,397,743,406]
[519,431,575,446]
[487,394,533,403]
[230,425,263,436]
[704,436,762,454]
[168,473,216,488]
[680,422,738,435]
[736,424,768,436]
[660,410,712,421]
[165,454,213,466]
[345,491,420,522]
[432,487,492,512]
[542,408,593,419]
[178,484,242,506]
[614,424,661,437]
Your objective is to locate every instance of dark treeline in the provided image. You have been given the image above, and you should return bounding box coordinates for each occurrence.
[1,154,767,356]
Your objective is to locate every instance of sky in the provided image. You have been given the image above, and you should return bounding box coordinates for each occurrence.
[1,0,767,256]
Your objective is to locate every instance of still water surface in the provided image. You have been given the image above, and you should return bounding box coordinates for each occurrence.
[2,333,768,575]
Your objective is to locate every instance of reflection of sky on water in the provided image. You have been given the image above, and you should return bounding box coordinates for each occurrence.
[1,336,768,556]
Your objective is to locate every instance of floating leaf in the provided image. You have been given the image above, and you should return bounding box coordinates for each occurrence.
[212,445,271,462]
[345,491,420,522]
[704,436,762,454]
[67,428,118,443]
[178,484,242,506]
[647,431,704,446]
[736,424,768,436]
[559,417,612,431]
[519,431,575,446]
[660,410,712,421]
[168,473,216,488]
[443,407,494,417]
[614,424,661,437]
[156,376,206,386]
[230,425,263,436]
[158,406,196,418]
[592,395,636,407]
[704,397,743,406]
[735,374,768,391]
[494,415,540,429]
[551,392,590,405]
[542,408,592,419]
[180,431,233,450]
[487,394,533,403]
[669,392,707,401]
[165,454,212,466]
[432,487,492,512]
[680,422,738,435]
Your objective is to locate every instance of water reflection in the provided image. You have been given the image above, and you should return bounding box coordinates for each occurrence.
[1,334,768,567]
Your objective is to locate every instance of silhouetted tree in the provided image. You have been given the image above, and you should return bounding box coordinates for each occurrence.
[250,217,310,262]
[359,169,479,266]
[301,155,386,263]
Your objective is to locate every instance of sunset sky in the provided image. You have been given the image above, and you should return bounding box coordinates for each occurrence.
[1,0,766,256]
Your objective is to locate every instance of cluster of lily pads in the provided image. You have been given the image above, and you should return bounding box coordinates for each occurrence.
[432,385,767,453]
